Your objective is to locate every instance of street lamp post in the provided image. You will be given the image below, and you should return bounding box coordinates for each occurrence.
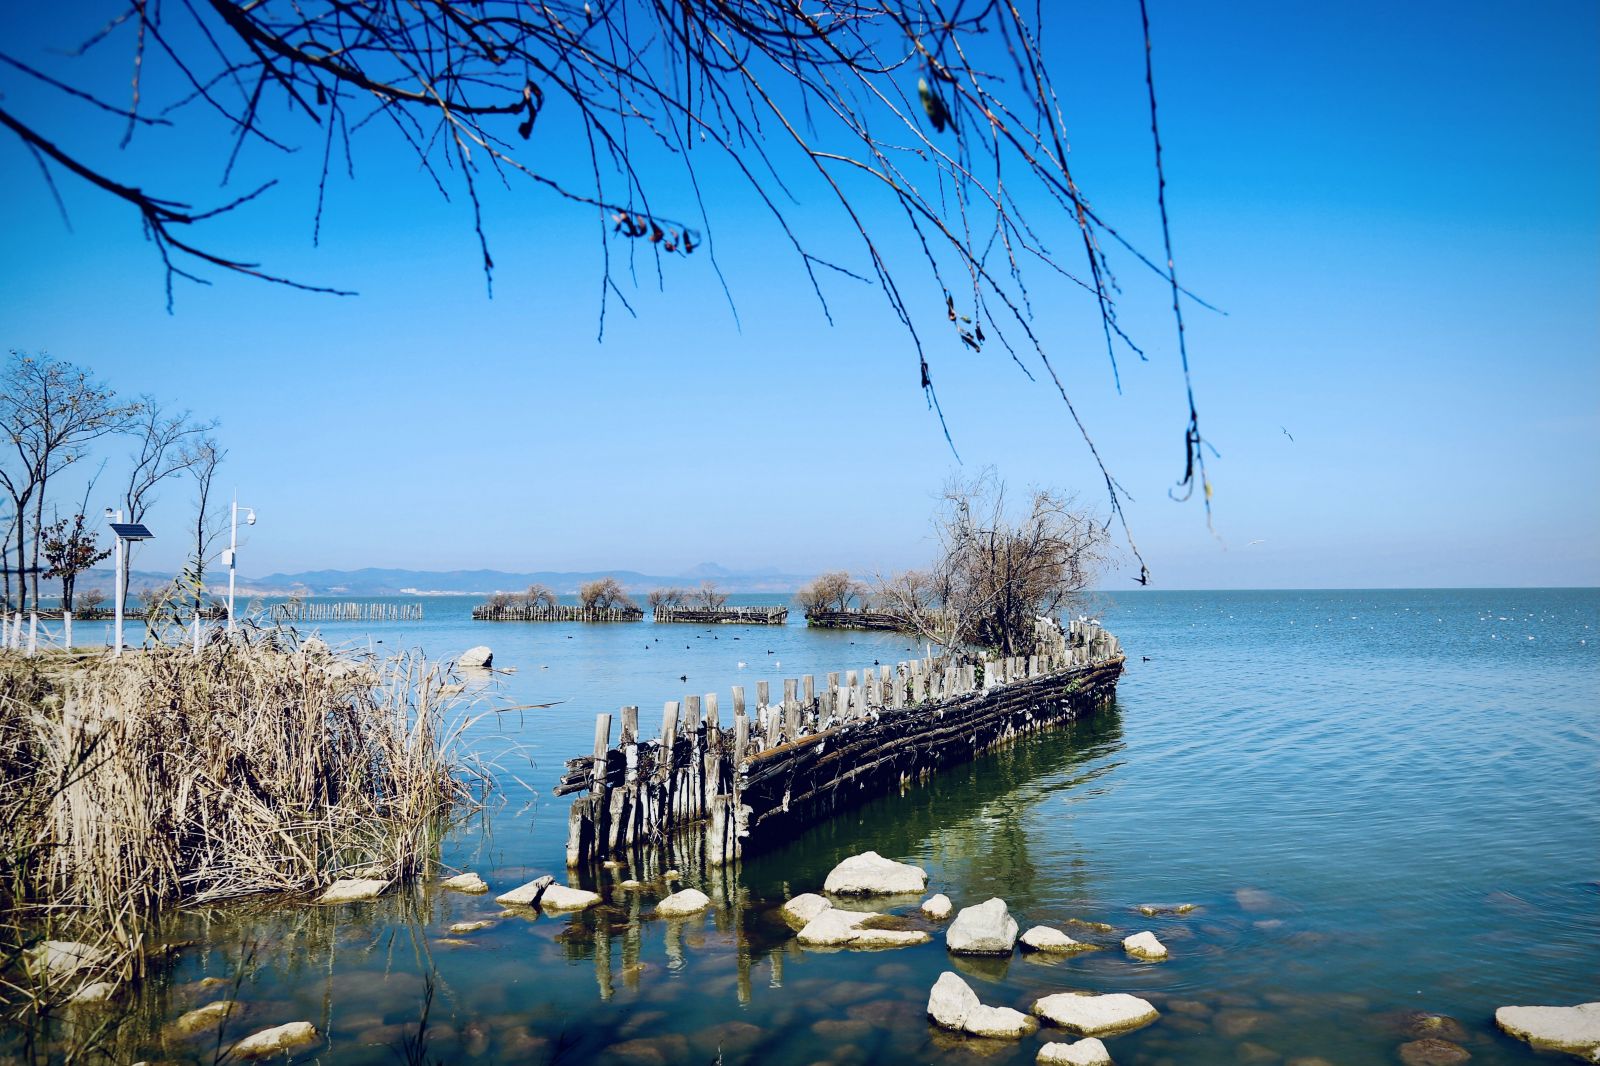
[105,511,154,658]
[226,494,257,635]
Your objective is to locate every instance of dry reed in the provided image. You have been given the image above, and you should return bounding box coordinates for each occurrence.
[0,635,483,946]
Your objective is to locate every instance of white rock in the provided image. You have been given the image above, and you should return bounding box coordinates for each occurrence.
[927,970,980,1030]
[822,851,927,895]
[656,888,710,917]
[458,645,494,669]
[173,1000,236,1035]
[25,940,109,978]
[539,884,602,911]
[1020,926,1087,952]
[620,879,644,890]
[495,875,555,906]
[1495,1002,1600,1057]
[316,878,388,903]
[1038,1038,1114,1065]
[926,971,1037,1039]
[797,908,931,949]
[921,893,953,919]
[946,897,1019,955]
[441,872,488,894]
[231,1021,319,1058]
[1122,931,1168,960]
[1032,992,1159,1036]
[69,981,118,1004]
[448,920,495,934]
[965,1004,1038,1038]
[781,893,832,928]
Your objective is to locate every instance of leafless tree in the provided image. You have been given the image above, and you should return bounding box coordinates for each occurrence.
[0,2,1213,563]
[578,576,635,611]
[121,399,218,600]
[796,571,865,614]
[877,470,1112,656]
[648,587,686,610]
[694,580,728,611]
[183,437,226,617]
[524,583,559,609]
[0,351,138,614]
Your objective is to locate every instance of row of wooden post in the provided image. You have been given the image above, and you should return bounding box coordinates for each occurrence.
[472,604,644,622]
[563,622,1121,866]
[269,601,424,622]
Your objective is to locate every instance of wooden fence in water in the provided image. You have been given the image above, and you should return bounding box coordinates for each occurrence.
[653,606,788,625]
[804,608,907,631]
[556,619,1124,867]
[269,601,423,623]
[471,604,644,622]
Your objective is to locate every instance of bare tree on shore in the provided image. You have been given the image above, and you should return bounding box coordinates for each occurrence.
[877,471,1112,657]
[184,437,226,618]
[0,351,138,615]
[121,400,218,602]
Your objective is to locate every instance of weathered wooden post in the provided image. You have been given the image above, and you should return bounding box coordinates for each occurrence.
[659,701,679,830]
[804,674,815,705]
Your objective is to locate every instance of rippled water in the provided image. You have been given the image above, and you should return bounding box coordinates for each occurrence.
[30,589,1600,1063]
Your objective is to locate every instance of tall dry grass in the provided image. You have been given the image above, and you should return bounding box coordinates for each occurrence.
[0,635,484,946]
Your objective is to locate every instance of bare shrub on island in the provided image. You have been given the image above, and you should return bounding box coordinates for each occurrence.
[579,577,636,612]
[877,471,1112,657]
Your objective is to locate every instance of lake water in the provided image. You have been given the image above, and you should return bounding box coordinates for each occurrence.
[33,589,1600,1063]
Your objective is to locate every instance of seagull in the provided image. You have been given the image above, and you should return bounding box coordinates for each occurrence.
[1247,539,1266,547]
[737,661,748,669]
[1281,426,1295,442]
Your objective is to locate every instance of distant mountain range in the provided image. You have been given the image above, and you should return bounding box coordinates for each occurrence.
[74,563,812,597]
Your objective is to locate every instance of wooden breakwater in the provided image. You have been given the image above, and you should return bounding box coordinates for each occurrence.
[653,606,788,625]
[804,608,907,631]
[472,604,644,622]
[556,619,1124,867]
[269,601,423,623]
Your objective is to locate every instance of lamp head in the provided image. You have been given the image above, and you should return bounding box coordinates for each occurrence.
[245,509,257,526]
[104,507,114,518]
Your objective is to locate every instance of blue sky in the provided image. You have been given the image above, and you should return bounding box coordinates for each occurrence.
[1,1,1595,589]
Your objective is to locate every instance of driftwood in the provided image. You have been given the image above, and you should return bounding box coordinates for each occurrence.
[653,606,788,625]
[559,621,1123,867]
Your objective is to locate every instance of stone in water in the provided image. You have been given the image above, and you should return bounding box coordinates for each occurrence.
[946,897,1019,956]
[823,851,927,895]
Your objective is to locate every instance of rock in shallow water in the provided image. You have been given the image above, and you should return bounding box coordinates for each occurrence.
[1032,992,1159,1036]
[823,851,927,895]
[1397,1038,1472,1066]
[232,1021,318,1058]
[798,908,930,948]
[69,981,117,1005]
[458,646,493,668]
[540,884,602,911]
[782,893,832,928]
[172,1000,236,1035]
[316,878,389,904]
[1020,926,1091,953]
[947,898,1019,956]
[922,894,953,919]
[495,875,555,906]
[1037,1038,1113,1065]
[1495,1002,1600,1058]
[441,872,488,894]
[1122,931,1168,960]
[26,940,109,978]
[926,971,1036,1039]
[656,888,710,917]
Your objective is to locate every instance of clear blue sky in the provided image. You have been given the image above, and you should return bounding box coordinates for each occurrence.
[1,1,1595,588]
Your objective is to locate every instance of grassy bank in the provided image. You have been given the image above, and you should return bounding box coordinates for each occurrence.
[0,636,484,1015]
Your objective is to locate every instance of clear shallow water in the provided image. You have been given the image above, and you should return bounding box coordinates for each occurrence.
[36,590,1600,1063]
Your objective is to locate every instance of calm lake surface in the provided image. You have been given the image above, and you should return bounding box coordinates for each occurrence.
[46,589,1600,1063]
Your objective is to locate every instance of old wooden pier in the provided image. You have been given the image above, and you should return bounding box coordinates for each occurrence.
[557,619,1123,867]
[269,600,424,623]
[472,604,644,622]
[653,605,788,625]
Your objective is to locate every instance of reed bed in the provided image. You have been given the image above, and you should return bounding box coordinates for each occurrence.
[0,635,485,952]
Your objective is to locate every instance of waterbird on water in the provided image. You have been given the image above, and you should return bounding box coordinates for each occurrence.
[679,674,688,682]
